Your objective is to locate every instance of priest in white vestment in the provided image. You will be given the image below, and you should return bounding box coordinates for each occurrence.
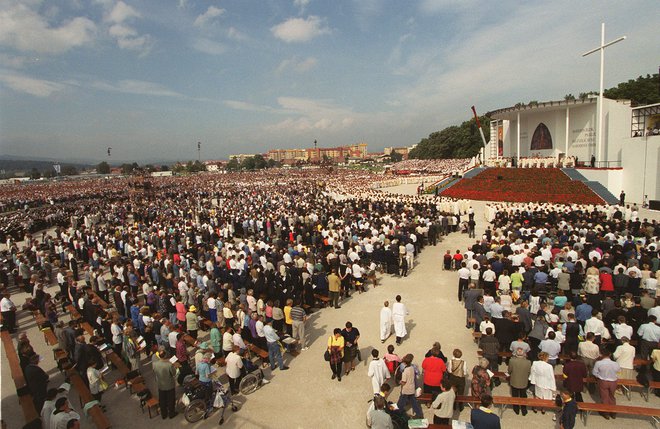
[380,301,392,343]
[392,295,408,345]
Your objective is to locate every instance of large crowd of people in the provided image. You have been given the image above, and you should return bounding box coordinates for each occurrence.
[453,201,659,425]
[390,158,471,175]
[0,168,471,428]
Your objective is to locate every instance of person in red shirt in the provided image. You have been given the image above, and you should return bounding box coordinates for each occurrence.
[452,250,464,271]
[422,344,447,400]
[599,270,614,295]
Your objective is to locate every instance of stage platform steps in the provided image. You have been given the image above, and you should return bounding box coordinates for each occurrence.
[561,168,619,205]
[462,166,486,178]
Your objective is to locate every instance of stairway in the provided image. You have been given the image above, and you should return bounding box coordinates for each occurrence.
[434,176,461,193]
[462,167,486,179]
[561,168,620,205]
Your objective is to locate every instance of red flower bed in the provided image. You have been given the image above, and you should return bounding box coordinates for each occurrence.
[441,168,604,204]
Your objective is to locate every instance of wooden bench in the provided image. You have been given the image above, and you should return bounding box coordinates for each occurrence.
[490,395,559,418]
[1,331,41,426]
[313,294,331,307]
[66,304,82,320]
[81,321,95,336]
[41,326,59,345]
[66,368,111,429]
[577,401,660,428]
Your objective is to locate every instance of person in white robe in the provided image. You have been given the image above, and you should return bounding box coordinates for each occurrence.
[367,349,391,394]
[529,352,556,403]
[380,301,392,343]
[392,295,408,345]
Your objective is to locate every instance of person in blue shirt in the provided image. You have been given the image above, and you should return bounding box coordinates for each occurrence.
[470,394,500,429]
[575,297,593,328]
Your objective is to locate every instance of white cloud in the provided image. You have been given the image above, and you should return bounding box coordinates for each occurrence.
[276,56,318,74]
[226,27,247,41]
[0,71,65,97]
[271,16,330,43]
[293,0,309,13]
[419,0,474,14]
[105,1,140,23]
[265,97,361,133]
[92,79,182,97]
[224,100,272,112]
[0,2,96,54]
[193,6,225,27]
[192,38,226,55]
[101,1,152,55]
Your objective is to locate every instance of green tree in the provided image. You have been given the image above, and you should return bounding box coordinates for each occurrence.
[160,164,170,171]
[240,157,256,170]
[30,168,41,179]
[253,154,267,169]
[604,73,660,106]
[225,159,239,171]
[61,165,78,176]
[97,161,110,174]
[564,94,576,101]
[121,163,134,174]
[408,115,490,160]
[389,152,403,162]
[266,159,280,168]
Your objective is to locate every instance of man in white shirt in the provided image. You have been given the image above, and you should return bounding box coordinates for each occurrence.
[613,337,636,379]
[584,310,609,342]
[224,346,244,394]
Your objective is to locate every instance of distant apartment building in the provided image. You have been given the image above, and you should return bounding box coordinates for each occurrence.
[266,142,368,164]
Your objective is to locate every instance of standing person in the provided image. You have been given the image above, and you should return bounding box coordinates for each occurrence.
[24,353,49,412]
[50,398,81,429]
[379,301,392,343]
[186,305,198,339]
[225,346,243,395]
[431,380,456,425]
[367,349,390,394]
[327,328,345,381]
[471,358,492,399]
[396,354,423,419]
[392,295,408,345]
[367,395,394,429]
[529,352,556,414]
[562,352,588,402]
[464,283,481,328]
[328,268,341,309]
[447,349,468,410]
[619,191,625,206]
[342,321,361,375]
[290,300,308,351]
[592,348,620,420]
[152,347,177,420]
[457,262,470,301]
[558,390,578,429]
[263,319,289,371]
[0,291,17,333]
[470,394,501,429]
[86,360,105,406]
[422,344,446,400]
[508,348,531,416]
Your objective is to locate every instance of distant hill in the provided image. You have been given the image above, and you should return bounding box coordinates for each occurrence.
[0,157,90,176]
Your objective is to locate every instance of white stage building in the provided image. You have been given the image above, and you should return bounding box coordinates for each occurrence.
[486,98,660,205]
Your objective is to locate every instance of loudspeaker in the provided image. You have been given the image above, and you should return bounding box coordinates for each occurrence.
[649,200,660,210]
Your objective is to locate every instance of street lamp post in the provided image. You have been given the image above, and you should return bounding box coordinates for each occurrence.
[582,23,626,167]
[197,142,201,162]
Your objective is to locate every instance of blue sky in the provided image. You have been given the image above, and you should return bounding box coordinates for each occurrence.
[0,0,658,163]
